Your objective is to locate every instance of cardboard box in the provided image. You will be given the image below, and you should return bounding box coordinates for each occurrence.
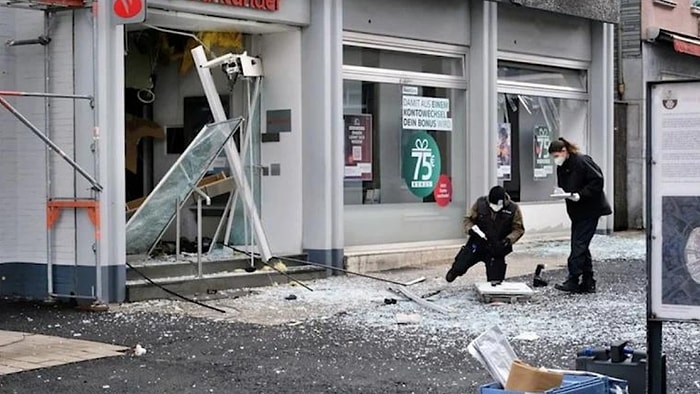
[505,360,564,392]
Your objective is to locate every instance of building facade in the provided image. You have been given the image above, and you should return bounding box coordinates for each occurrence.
[0,0,617,302]
[618,0,700,230]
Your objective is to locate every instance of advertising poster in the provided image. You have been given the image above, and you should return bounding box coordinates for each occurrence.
[533,125,553,179]
[343,114,373,180]
[649,80,700,321]
[497,123,512,181]
[402,131,442,198]
[401,93,453,132]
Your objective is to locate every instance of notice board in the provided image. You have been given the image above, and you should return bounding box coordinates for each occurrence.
[648,79,700,321]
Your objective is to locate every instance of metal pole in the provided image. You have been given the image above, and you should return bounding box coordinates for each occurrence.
[0,90,93,102]
[43,11,53,300]
[208,191,234,254]
[223,77,260,248]
[647,319,665,394]
[175,198,181,261]
[0,96,103,191]
[197,196,203,278]
[646,82,666,394]
[191,46,273,262]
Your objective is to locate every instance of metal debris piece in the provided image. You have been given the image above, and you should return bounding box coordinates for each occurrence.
[389,287,453,315]
[395,313,421,325]
[421,290,442,299]
[403,277,426,286]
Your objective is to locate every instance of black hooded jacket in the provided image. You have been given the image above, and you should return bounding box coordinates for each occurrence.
[556,153,613,222]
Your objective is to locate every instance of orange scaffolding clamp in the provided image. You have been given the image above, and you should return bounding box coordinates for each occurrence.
[47,199,100,240]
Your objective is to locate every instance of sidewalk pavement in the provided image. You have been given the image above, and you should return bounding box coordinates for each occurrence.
[0,330,126,376]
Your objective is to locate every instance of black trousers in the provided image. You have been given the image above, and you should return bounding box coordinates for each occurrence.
[450,237,507,282]
[568,217,599,279]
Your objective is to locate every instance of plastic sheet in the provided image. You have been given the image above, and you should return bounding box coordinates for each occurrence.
[125,118,243,255]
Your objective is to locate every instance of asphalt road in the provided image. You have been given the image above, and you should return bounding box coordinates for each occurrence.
[0,258,697,393]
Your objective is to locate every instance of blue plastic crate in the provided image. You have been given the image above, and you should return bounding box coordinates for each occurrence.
[478,374,613,394]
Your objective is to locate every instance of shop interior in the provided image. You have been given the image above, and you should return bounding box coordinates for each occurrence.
[122,12,288,255]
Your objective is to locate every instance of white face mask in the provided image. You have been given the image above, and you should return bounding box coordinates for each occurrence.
[489,202,503,212]
[553,156,566,167]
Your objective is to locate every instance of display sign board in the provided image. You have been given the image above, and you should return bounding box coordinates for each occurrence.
[533,125,553,179]
[497,123,512,181]
[344,114,373,181]
[402,131,441,198]
[402,95,452,132]
[648,79,700,321]
[111,0,147,25]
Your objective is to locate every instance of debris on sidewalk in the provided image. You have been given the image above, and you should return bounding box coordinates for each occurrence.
[284,294,297,301]
[134,344,147,356]
[395,313,421,325]
[389,286,453,315]
[420,290,441,299]
[383,298,397,305]
[403,277,426,286]
[513,332,540,341]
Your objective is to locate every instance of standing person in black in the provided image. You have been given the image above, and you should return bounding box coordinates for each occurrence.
[445,186,525,284]
[548,138,612,294]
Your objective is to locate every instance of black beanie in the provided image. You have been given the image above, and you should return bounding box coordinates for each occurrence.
[488,186,506,204]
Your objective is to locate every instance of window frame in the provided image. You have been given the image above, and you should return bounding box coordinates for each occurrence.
[496,52,592,205]
[343,32,469,90]
[341,32,469,208]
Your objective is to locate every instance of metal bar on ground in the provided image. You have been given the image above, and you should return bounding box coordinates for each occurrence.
[390,287,453,315]
[0,96,103,191]
[0,90,92,101]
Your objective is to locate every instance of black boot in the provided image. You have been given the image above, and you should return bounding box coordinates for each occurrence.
[580,273,597,294]
[555,277,581,293]
[445,269,457,283]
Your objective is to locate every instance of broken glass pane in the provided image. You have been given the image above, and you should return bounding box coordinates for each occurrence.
[125,118,243,255]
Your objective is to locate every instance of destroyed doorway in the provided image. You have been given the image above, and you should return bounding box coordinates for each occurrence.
[123,10,290,258]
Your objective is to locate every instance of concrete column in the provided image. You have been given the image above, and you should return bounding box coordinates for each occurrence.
[95,6,126,302]
[590,21,615,233]
[301,0,344,268]
[467,0,498,204]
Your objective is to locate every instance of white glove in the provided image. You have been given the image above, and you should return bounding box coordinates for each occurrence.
[471,225,487,240]
[566,193,581,202]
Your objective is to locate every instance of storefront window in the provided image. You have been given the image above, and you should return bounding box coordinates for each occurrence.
[497,93,588,202]
[343,46,464,77]
[498,62,587,92]
[343,81,464,205]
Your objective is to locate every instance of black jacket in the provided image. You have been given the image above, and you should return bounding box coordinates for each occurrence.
[557,153,613,222]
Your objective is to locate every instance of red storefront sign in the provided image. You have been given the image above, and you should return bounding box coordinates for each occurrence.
[434,175,452,207]
[193,0,280,11]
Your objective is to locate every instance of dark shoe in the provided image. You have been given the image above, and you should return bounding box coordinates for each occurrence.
[555,277,581,293]
[580,276,597,294]
[446,269,457,283]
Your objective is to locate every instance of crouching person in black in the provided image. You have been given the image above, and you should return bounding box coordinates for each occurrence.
[445,186,525,284]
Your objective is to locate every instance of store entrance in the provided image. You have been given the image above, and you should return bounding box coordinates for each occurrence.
[122,11,289,257]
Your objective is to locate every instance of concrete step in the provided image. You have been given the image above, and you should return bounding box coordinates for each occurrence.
[126,254,308,282]
[126,265,326,302]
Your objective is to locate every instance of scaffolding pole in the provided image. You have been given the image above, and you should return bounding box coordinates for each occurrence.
[0,95,103,191]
